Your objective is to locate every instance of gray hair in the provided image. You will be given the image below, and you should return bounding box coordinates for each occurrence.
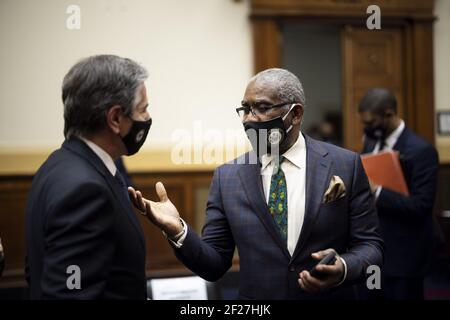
[251,68,306,107]
[62,54,148,139]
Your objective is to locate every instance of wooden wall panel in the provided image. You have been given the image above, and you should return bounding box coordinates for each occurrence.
[252,19,282,73]
[251,0,434,19]
[0,162,448,290]
[0,171,213,288]
[0,177,29,288]
[407,22,435,144]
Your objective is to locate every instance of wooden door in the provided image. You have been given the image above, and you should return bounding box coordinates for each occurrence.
[342,27,405,152]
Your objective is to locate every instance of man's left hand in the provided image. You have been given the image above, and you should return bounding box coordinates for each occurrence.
[298,248,344,293]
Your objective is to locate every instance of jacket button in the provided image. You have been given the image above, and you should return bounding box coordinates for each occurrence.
[289,266,296,272]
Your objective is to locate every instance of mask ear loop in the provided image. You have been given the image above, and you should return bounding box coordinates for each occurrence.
[282,103,299,133]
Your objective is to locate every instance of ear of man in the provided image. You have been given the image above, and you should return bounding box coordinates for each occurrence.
[106,105,126,135]
[291,104,304,126]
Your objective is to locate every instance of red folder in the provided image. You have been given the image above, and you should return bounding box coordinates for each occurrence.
[360,150,409,196]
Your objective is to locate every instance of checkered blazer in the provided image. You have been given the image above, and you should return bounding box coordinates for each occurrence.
[176,134,384,299]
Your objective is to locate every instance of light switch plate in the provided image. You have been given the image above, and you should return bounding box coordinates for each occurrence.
[437,112,450,135]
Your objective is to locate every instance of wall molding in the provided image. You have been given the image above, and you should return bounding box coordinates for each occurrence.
[0,147,251,175]
[1,136,448,175]
[437,139,450,163]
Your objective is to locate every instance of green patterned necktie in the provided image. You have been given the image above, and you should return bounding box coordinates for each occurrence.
[268,156,288,244]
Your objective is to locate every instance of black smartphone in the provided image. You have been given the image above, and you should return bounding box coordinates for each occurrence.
[309,251,337,279]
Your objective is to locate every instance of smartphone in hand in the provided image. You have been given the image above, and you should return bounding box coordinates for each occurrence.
[309,251,337,279]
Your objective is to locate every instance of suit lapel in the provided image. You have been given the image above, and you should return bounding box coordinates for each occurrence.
[291,136,332,262]
[392,127,408,153]
[238,156,291,260]
[104,173,146,248]
[63,138,145,249]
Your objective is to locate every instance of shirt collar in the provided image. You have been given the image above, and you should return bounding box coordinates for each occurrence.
[80,137,117,176]
[261,132,306,171]
[384,120,405,149]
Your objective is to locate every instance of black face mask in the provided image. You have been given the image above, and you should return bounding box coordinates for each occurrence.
[122,118,152,156]
[243,105,294,158]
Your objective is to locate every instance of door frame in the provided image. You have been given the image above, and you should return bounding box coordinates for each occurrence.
[250,0,436,149]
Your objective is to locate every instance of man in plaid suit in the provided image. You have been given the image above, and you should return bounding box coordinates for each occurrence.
[130,69,384,299]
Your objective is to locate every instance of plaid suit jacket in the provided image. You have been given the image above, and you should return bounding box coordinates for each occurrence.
[176,134,384,299]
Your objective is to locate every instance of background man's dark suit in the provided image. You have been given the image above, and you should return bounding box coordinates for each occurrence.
[25,138,147,299]
[362,127,439,296]
[175,135,384,299]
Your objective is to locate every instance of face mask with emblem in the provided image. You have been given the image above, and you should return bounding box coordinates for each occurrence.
[121,118,152,155]
[243,104,295,158]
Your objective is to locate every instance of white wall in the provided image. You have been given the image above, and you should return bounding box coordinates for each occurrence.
[434,0,450,129]
[434,0,450,112]
[434,0,450,158]
[1,0,449,169]
[0,0,252,150]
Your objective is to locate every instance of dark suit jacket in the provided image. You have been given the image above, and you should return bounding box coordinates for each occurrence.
[25,138,147,299]
[175,134,384,299]
[115,157,133,187]
[362,127,439,277]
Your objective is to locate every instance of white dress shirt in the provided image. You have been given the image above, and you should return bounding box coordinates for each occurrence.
[372,120,405,153]
[262,133,346,284]
[260,133,306,256]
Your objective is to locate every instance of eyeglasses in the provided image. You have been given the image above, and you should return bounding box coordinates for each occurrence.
[236,102,294,120]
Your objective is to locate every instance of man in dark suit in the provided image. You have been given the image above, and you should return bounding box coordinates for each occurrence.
[358,88,439,300]
[129,68,384,299]
[25,55,152,299]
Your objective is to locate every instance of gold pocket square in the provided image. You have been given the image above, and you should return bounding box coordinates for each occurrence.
[323,175,346,203]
